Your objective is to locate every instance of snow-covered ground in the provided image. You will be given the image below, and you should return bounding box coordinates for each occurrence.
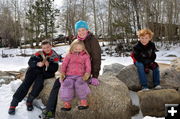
[0,80,43,119]
[0,42,179,119]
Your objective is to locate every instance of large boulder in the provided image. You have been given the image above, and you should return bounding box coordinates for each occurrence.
[137,89,180,117]
[116,64,154,91]
[38,77,57,102]
[39,73,132,119]
[160,68,180,89]
[102,63,125,75]
[116,64,180,91]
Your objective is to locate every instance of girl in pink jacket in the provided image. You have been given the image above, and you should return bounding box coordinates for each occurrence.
[59,39,91,111]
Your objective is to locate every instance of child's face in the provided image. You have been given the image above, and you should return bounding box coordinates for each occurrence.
[77,28,88,38]
[139,34,151,45]
[42,44,52,54]
[73,44,83,53]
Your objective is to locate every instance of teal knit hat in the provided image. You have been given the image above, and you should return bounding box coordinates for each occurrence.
[75,20,89,32]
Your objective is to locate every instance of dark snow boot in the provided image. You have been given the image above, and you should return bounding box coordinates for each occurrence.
[8,106,16,115]
[26,94,34,111]
[26,102,34,111]
[8,98,19,115]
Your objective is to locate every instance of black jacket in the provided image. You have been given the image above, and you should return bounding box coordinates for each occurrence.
[28,50,59,75]
[133,41,156,65]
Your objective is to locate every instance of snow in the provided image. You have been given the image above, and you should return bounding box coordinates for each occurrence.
[0,80,42,119]
[156,45,180,64]
[0,42,179,119]
[1,43,179,72]
[0,45,69,71]
[0,79,5,83]
[143,116,164,119]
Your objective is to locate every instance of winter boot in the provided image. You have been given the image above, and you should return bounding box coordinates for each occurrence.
[78,100,89,110]
[26,102,34,111]
[61,102,71,111]
[8,106,16,115]
[8,98,18,115]
[26,94,34,111]
[39,110,55,119]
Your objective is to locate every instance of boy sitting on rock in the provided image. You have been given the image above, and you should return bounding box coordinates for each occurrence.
[8,39,59,115]
[131,29,161,91]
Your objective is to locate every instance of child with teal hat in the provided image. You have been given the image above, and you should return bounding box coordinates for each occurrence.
[74,20,101,85]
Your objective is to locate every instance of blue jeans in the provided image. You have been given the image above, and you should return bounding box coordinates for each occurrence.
[135,62,160,88]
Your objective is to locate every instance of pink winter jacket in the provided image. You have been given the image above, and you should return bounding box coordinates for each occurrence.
[61,51,91,76]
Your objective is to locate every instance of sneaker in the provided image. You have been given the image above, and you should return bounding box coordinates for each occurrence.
[26,102,34,111]
[78,100,89,110]
[8,106,16,115]
[141,87,149,91]
[154,85,162,90]
[61,102,71,111]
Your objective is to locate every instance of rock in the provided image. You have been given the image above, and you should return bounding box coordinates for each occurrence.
[39,73,132,119]
[137,89,180,117]
[38,77,57,102]
[0,71,16,85]
[116,64,154,91]
[19,68,27,73]
[6,71,23,80]
[116,63,180,91]
[160,68,180,89]
[166,54,177,57]
[178,87,180,94]
[170,58,180,72]
[130,105,140,117]
[158,63,170,71]
[0,71,9,76]
[102,63,125,75]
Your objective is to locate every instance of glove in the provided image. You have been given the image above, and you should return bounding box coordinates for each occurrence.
[89,78,100,86]
[60,73,65,81]
[149,62,158,70]
[83,73,90,81]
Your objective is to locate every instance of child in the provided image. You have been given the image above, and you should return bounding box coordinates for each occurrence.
[40,20,101,118]
[60,39,91,111]
[75,20,101,84]
[131,29,161,91]
[8,40,59,115]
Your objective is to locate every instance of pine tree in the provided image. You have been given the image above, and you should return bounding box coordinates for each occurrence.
[26,0,58,46]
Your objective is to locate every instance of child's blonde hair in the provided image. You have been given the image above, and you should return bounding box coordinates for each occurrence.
[68,39,89,54]
[137,29,154,40]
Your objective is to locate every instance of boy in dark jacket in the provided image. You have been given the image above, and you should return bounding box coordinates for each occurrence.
[131,29,161,91]
[8,40,59,115]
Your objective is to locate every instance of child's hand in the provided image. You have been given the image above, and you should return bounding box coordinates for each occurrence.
[60,73,65,81]
[89,78,100,86]
[83,73,90,81]
[37,62,44,67]
[149,62,158,69]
